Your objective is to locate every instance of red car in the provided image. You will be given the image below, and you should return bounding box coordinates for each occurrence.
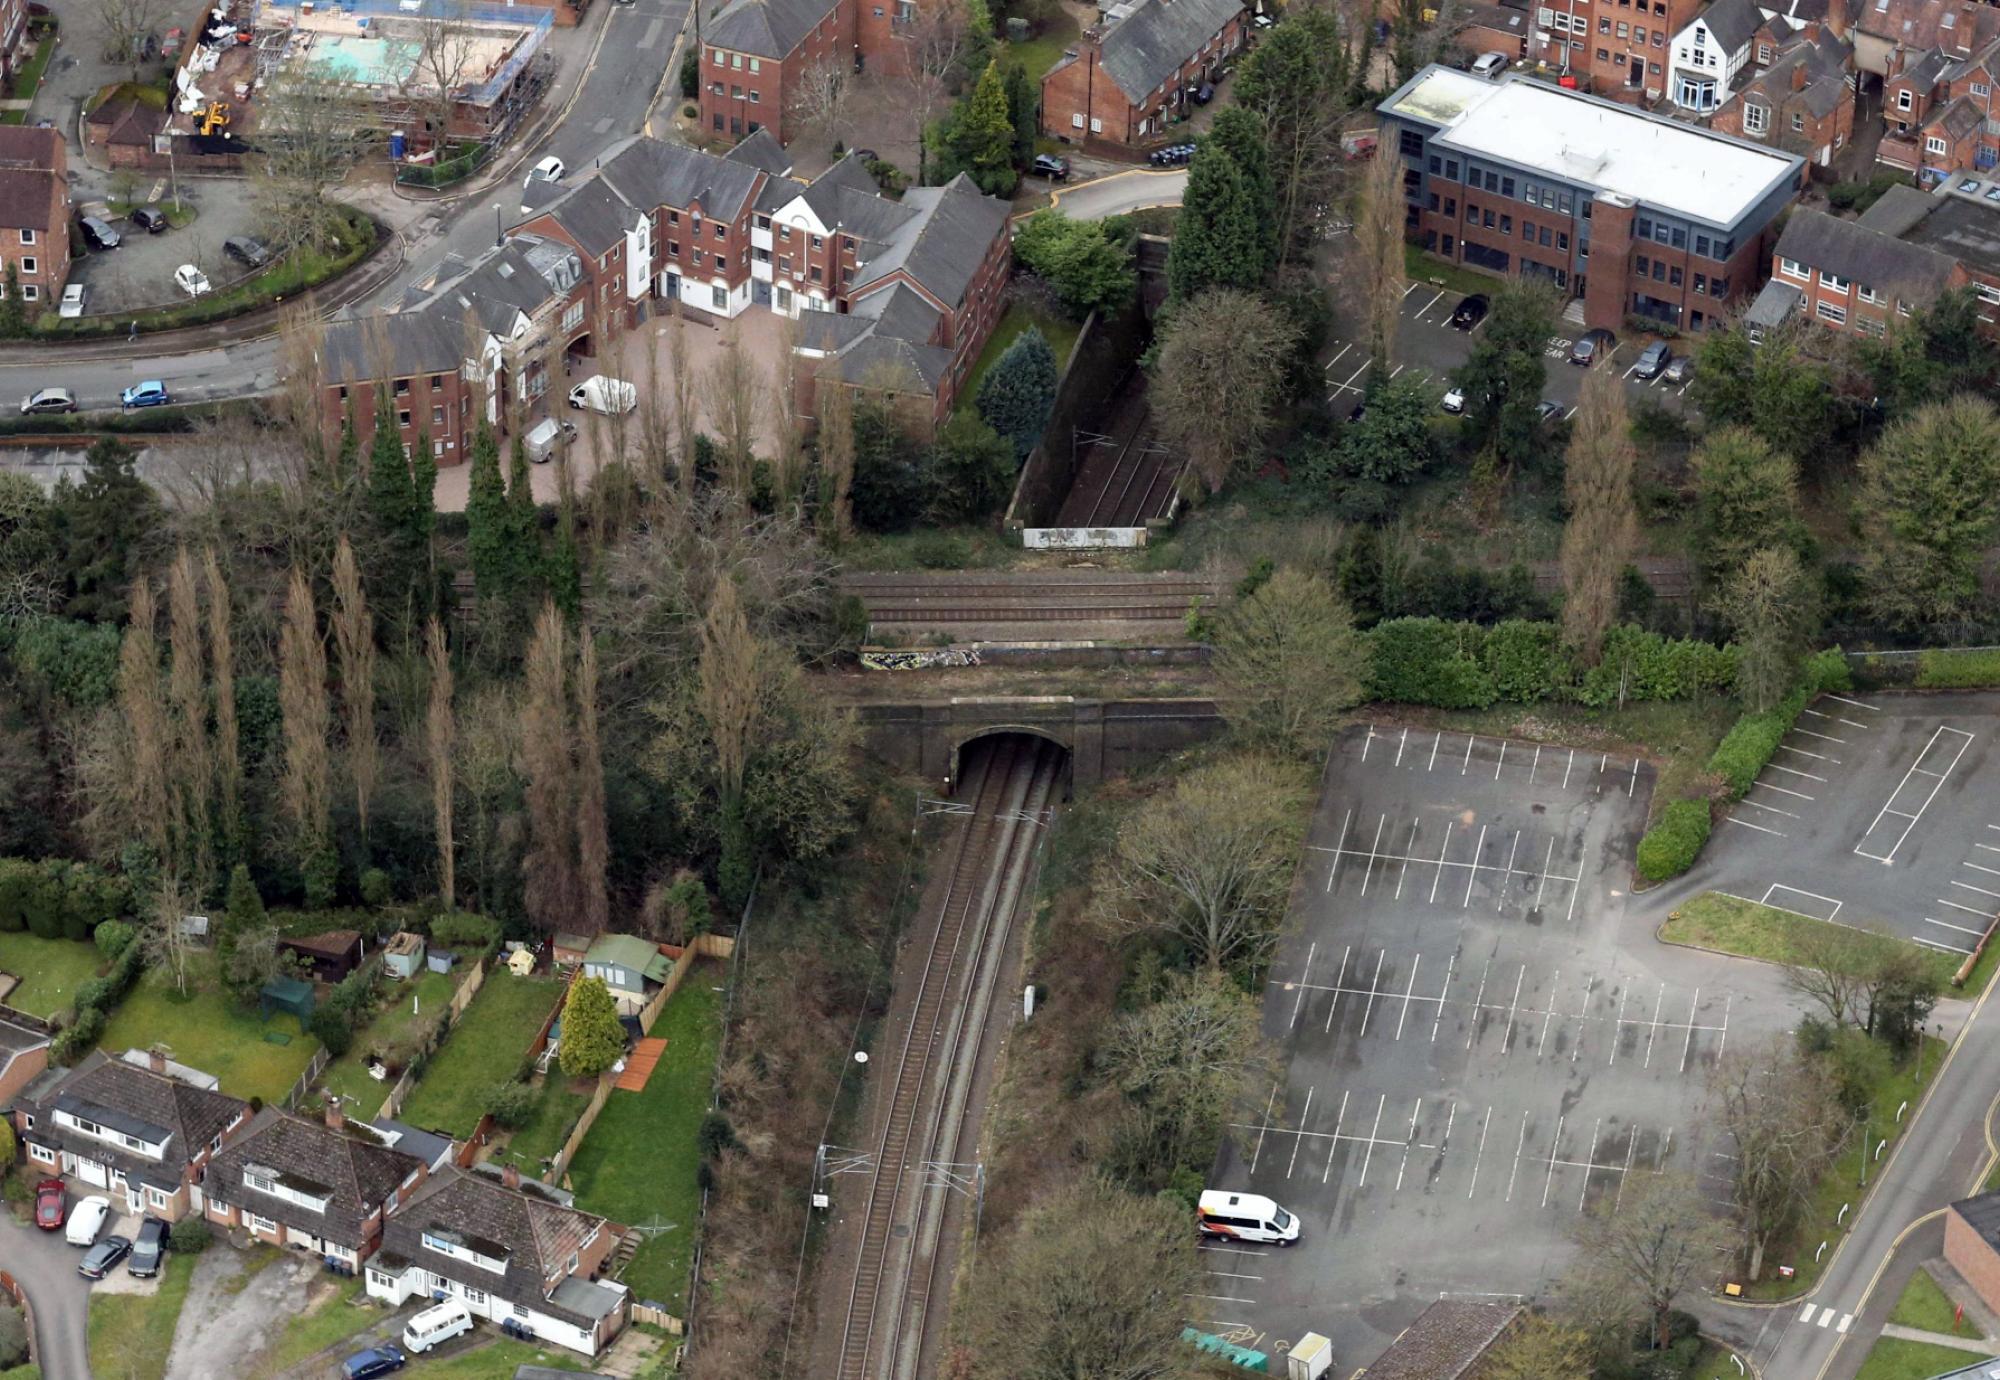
[34,1178,65,1231]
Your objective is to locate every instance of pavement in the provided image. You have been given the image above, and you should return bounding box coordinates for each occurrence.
[0,1197,95,1380]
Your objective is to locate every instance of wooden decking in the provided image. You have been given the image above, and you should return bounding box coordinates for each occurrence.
[616,1037,668,1092]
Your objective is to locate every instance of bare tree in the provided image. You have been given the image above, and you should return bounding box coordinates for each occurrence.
[1151,289,1304,492]
[90,0,170,78]
[767,314,807,510]
[331,536,380,846]
[1559,365,1638,665]
[402,0,485,158]
[1709,1038,1851,1281]
[278,566,334,893]
[897,0,977,183]
[575,630,609,934]
[142,875,196,996]
[453,683,519,916]
[785,55,851,152]
[815,366,855,542]
[119,579,171,863]
[1781,920,1878,1030]
[276,305,332,477]
[1574,1171,1729,1349]
[1213,567,1368,751]
[425,618,456,910]
[166,548,213,898]
[1356,144,1407,374]
[1717,545,1817,712]
[667,307,701,493]
[698,576,760,812]
[1091,753,1310,973]
[1479,1314,1594,1380]
[203,548,242,863]
[520,601,578,931]
[252,72,378,254]
[705,321,762,500]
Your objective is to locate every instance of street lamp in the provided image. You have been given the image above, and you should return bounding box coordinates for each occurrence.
[493,203,503,249]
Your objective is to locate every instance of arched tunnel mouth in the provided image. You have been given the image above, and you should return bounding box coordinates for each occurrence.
[949,730,1074,803]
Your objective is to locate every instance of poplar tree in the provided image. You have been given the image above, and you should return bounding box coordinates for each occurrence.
[1559,368,1639,665]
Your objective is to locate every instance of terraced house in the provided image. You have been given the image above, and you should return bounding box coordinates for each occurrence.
[1040,0,1248,151]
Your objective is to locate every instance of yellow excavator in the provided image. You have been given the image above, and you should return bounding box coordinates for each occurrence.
[196,101,229,136]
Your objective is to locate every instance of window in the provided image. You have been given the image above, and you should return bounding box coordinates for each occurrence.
[1927,135,1950,154]
[432,406,445,425]
[1897,89,1913,111]
[1979,283,2000,305]
[1557,232,1569,251]
[1635,254,1650,276]
[1744,103,1768,132]
[1815,300,1847,324]
[749,57,761,72]
[1599,15,1610,30]
[1978,81,1994,98]
[1669,266,1683,287]
[1652,260,1665,281]
[16,255,34,277]
[1777,257,1807,281]
[1820,271,1849,292]
[1634,25,1645,40]
[1399,129,1424,157]
[398,410,411,428]
[1792,112,1804,132]
[716,224,728,241]
[1501,176,1515,197]
[1598,47,1609,59]
[1694,272,1707,294]
[1714,277,1729,298]
[26,1143,53,1164]
[1539,225,1552,246]
[712,285,727,309]
[1070,113,1083,128]
[1500,215,1512,234]
[1616,20,1628,35]
[730,52,742,67]
[1090,117,1103,133]
[1445,160,1459,180]
[433,439,446,457]
[748,90,759,103]
[1858,284,1882,304]
[1757,42,1771,61]
[250,1214,277,1234]
[17,229,30,245]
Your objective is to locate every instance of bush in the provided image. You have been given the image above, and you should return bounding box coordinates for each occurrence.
[1481,620,1566,703]
[910,532,972,569]
[1636,799,1712,883]
[3,617,120,709]
[1367,618,1495,708]
[1914,647,2000,688]
[483,1079,535,1130]
[358,867,392,907]
[94,918,136,960]
[1574,626,1737,707]
[0,1306,22,1371]
[309,1005,355,1057]
[428,911,499,953]
[168,1217,212,1253]
[698,1111,737,1160]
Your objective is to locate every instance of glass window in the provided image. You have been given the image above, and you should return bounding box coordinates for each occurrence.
[712,285,727,309]
[1815,300,1847,324]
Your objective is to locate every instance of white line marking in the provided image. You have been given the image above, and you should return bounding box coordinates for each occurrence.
[1395,820,1420,900]
[1324,945,1351,1034]
[1924,915,1988,937]
[1431,951,1456,1043]
[1468,1105,1492,1199]
[1778,744,1839,763]
[1324,807,1352,893]
[1286,1086,1314,1178]
[1396,954,1422,1041]
[1538,967,1561,1056]
[1579,1117,1601,1211]
[1542,1113,1565,1208]
[1464,824,1488,908]
[1751,781,1816,801]
[1394,727,1408,767]
[1359,948,1387,1037]
[1359,813,1387,896]
[1506,1110,1529,1202]
[1428,730,1442,771]
[1792,728,1849,744]
[1827,695,1878,711]
[1563,748,1575,789]
[1766,764,1828,782]
[1952,880,2000,899]
[1855,725,1975,864]
[1723,817,1787,837]
[1502,964,1526,1054]
[1462,735,1475,775]
[1681,987,1701,1073]
[1429,828,1452,904]
[1741,800,1800,818]
[1494,741,1507,782]
[1289,941,1316,1030]
[1357,1094,1386,1187]
[1937,899,1995,919]
[1321,1089,1350,1183]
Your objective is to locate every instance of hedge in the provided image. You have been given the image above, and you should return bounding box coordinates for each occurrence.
[1706,649,1851,799]
[1574,626,1737,707]
[0,617,121,709]
[1636,799,1712,883]
[1368,618,1496,708]
[50,937,144,1064]
[1363,619,1740,710]
[1914,648,2000,688]
[0,858,131,940]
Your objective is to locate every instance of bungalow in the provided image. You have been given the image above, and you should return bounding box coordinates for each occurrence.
[14,1049,249,1220]
[203,1102,429,1268]
[366,1163,629,1357]
[579,934,673,1016]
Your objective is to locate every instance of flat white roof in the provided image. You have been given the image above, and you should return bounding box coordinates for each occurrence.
[1386,67,1797,226]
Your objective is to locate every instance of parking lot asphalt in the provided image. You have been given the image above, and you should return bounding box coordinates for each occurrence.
[1206,723,1801,1369]
[1322,273,1694,420]
[1696,691,2000,961]
[65,186,270,319]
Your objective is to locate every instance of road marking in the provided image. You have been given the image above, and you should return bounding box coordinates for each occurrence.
[1324,807,1353,893]
[1249,1083,1280,1172]
[1498,830,1522,910]
[1286,1086,1315,1177]
[1764,885,1842,920]
[1357,1094,1387,1187]
[1827,695,1879,711]
[1536,837,1556,904]
[1644,982,1666,1069]
[1538,967,1561,1056]
[1724,816,1786,837]
[1506,1110,1529,1202]
[1924,915,1988,937]
[1494,741,1507,781]
[1428,730,1442,771]
[1395,820,1421,899]
[1938,899,1995,919]
[1742,799,1801,818]
[1529,745,1541,785]
[1681,987,1701,1073]
[1396,1098,1423,1190]
[1579,1118,1602,1211]
[1542,1113,1566,1208]
[1563,748,1575,789]
[1467,1105,1492,1199]
[1502,964,1526,1053]
[1953,880,2000,899]
[1464,824,1488,907]
[1463,735,1476,775]
[1288,941,1316,1030]
[1430,952,1456,1043]
[1793,727,1849,744]
[1321,1089,1350,1184]
[1323,944,1351,1034]
[1816,1307,1836,1328]
[1467,956,1492,1051]
[1396,954,1422,1040]
[1359,813,1387,896]
[1855,725,1975,864]
[1767,764,1828,782]
[1837,1314,1852,1333]
[1799,1303,1817,1323]
[1358,948,1387,1037]
[1779,744,1840,764]
[1752,781,1816,801]
[1609,985,1629,1067]
[1430,828,1454,904]
[1573,973,1594,1063]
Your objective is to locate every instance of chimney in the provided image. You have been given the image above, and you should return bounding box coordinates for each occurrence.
[1793,59,1808,89]
[501,1162,522,1190]
[148,1047,167,1075]
[325,1096,345,1132]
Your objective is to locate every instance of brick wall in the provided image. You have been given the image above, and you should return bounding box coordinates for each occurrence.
[321,369,477,470]
[1947,1208,2000,1315]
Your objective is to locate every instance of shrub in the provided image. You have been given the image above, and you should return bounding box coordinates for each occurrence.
[698,1111,737,1160]
[428,911,500,953]
[168,1217,212,1253]
[1914,648,2000,689]
[1481,620,1566,702]
[483,1079,535,1130]
[358,867,392,907]
[1636,799,1711,882]
[309,1005,355,1056]
[94,918,136,960]
[52,1007,105,1063]
[910,532,972,569]
[0,1305,23,1371]
[1367,618,1495,708]
[4,617,120,709]
[1574,626,1736,707]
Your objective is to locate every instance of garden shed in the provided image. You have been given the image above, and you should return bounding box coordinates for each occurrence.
[280,929,365,983]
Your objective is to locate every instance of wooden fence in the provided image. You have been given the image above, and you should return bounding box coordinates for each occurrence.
[549,1069,616,1183]
[0,1270,34,1369]
[282,1044,331,1112]
[638,933,736,1038]
[448,954,489,1019]
[377,957,489,1123]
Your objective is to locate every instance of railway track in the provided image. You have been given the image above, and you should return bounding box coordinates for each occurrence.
[834,737,1062,1380]
[839,572,1222,637]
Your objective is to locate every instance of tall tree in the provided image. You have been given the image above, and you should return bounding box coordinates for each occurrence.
[1208,108,1277,272]
[505,435,542,594]
[1213,567,1369,751]
[330,536,379,847]
[1356,136,1408,376]
[1168,142,1267,303]
[936,60,1018,196]
[521,602,578,930]
[165,548,213,899]
[1010,212,1137,317]
[1718,546,1817,711]
[1709,1039,1850,1281]
[1559,367,1638,665]
[574,630,608,935]
[1690,427,1803,600]
[1001,61,1037,168]
[558,975,625,1078]
[201,548,242,866]
[699,577,762,909]
[365,390,417,550]
[704,324,762,500]
[1453,280,1556,468]
[465,422,511,605]
[816,374,856,541]
[975,326,1059,463]
[118,579,171,865]
[424,618,456,910]
[51,438,161,624]
[1860,286,2000,415]
[278,567,335,905]
[1857,394,2000,630]
[1235,7,1352,262]
[1574,1171,1729,1348]
[1151,288,1303,491]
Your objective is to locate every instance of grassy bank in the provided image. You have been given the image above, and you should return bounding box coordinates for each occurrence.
[1661,893,1960,985]
[0,932,99,1018]
[1889,1270,1980,1337]
[1853,1337,1992,1380]
[88,1252,196,1380]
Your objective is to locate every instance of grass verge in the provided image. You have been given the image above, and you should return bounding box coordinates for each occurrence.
[1661,893,1959,988]
[1853,1337,1994,1380]
[567,974,723,1314]
[87,1251,195,1380]
[1688,1341,1751,1379]
[98,957,319,1104]
[401,1339,592,1376]
[1404,243,1501,299]
[398,972,563,1139]
[1890,1269,1980,1337]
[0,26,58,126]
[318,969,459,1117]
[0,932,100,1018]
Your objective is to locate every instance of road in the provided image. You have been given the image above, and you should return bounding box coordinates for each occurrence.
[0,1201,94,1378]
[1045,168,1188,220]
[0,0,691,416]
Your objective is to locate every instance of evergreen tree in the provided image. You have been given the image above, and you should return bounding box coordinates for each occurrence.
[549,482,582,620]
[1167,143,1267,303]
[0,265,24,337]
[1207,109,1278,277]
[941,61,1019,196]
[217,863,264,977]
[464,422,511,605]
[505,435,545,601]
[976,326,1059,462]
[365,391,416,540]
[333,410,360,482]
[407,429,437,548]
[50,438,161,624]
[558,976,626,1078]
[1002,62,1038,168]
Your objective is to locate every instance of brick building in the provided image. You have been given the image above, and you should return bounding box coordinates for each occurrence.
[1946,1193,2000,1318]
[1458,0,1531,61]
[0,126,69,312]
[1040,0,1248,151]
[698,0,856,145]
[1879,22,2000,182]
[1379,65,1804,333]
[1708,27,1855,168]
[1530,0,1696,103]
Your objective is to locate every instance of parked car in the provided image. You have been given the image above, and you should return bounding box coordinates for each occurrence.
[34,1178,65,1230]
[21,386,77,415]
[1441,386,1466,414]
[1632,339,1672,379]
[128,205,167,233]
[1471,50,1510,77]
[341,1346,407,1380]
[57,283,85,319]
[526,154,565,185]
[524,414,577,464]
[121,381,170,409]
[1569,328,1616,367]
[1449,293,1490,330]
[127,1217,167,1278]
[1189,81,1215,104]
[224,235,271,268]
[850,148,878,163]
[66,1196,111,1247]
[1031,153,1071,181]
[77,216,121,252]
[78,1235,133,1279]
[568,376,638,414]
[173,264,211,298]
[1536,399,1567,423]
[1663,353,1692,385]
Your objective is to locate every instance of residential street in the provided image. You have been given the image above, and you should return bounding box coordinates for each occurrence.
[0,1200,94,1380]
[1046,168,1189,221]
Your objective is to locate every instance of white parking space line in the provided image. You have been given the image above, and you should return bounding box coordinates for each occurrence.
[1321,341,1352,373]
[1359,813,1387,896]
[1467,1106,1492,1199]
[1506,1110,1530,1202]
[1680,987,1701,1074]
[1752,781,1816,801]
[1792,727,1849,744]
[1741,800,1800,818]
[1323,807,1353,893]
[1778,744,1840,764]
[1430,952,1456,1042]
[1358,1094,1387,1187]
[1762,884,1842,921]
[1288,941,1316,1030]
[1322,1090,1350,1184]
[1935,900,1994,920]
[1923,915,1985,935]
[1951,880,2000,899]
[1766,764,1828,782]
[1286,1086,1315,1177]
[1541,1114,1566,1208]
[1855,725,1975,864]
[1463,824,1488,907]
[1724,816,1786,837]
[1395,955,1423,1040]
[1827,695,1879,711]
[1394,821,1421,899]
[1358,949,1387,1037]
[1249,1083,1280,1172]
[1917,935,1976,955]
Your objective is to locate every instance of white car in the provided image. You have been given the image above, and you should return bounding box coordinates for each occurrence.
[66,1194,111,1247]
[526,155,565,185]
[173,264,210,298]
[57,283,85,319]
[1441,386,1466,414]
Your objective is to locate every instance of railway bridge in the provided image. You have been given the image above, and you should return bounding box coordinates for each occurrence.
[851,696,1224,791]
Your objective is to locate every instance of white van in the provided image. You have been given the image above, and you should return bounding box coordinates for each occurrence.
[66,1194,111,1246]
[1198,1190,1300,1246]
[567,377,638,415]
[402,1298,474,1353]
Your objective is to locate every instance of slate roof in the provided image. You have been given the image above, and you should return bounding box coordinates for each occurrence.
[527,178,643,258]
[598,135,764,221]
[1694,0,1763,55]
[1744,275,1803,329]
[1954,1191,2000,1248]
[1738,30,1852,117]
[703,0,836,57]
[19,1051,246,1187]
[321,309,468,386]
[1775,206,1958,297]
[848,173,1010,310]
[791,156,917,244]
[1095,0,1245,104]
[1362,1300,1522,1380]
[1859,0,1998,52]
[1888,186,2000,277]
[1894,45,1953,94]
[380,1166,612,1327]
[0,1012,49,1102]
[0,126,62,232]
[724,127,793,177]
[367,1118,455,1170]
[207,1108,427,1250]
[419,236,584,337]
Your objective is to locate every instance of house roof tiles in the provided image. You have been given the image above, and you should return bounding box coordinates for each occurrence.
[1095,0,1246,104]
[207,1108,426,1250]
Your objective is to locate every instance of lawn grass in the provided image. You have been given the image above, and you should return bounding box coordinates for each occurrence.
[1853,1337,1993,1380]
[491,1072,594,1175]
[0,25,58,125]
[567,973,724,1314]
[0,931,101,1018]
[1687,1341,1750,1379]
[248,1274,379,1378]
[397,972,563,1139]
[98,957,319,1104]
[401,1340,592,1377]
[87,1250,196,1380]
[999,9,1080,82]
[958,299,1085,420]
[318,969,460,1117]
[1661,893,1960,988]
[1890,1269,1980,1337]
[1405,243,1502,300]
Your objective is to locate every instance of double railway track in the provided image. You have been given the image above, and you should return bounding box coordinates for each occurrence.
[840,572,1221,638]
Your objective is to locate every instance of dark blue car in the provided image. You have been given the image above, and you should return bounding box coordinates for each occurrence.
[341,1345,406,1379]
[120,381,170,409]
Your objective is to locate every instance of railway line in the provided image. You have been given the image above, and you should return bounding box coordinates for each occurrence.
[833,736,1063,1380]
[839,571,1223,639]
[1052,415,1184,530]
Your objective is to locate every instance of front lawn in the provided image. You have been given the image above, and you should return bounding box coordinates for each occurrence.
[1661,893,1959,988]
[1404,243,1503,300]
[318,969,459,1118]
[248,1274,378,1378]
[0,931,101,1018]
[88,1251,196,1380]
[402,1339,591,1377]
[98,956,319,1104]
[396,972,563,1139]
[567,973,724,1313]
[1889,1269,1980,1337]
[1854,1337,1992,1380]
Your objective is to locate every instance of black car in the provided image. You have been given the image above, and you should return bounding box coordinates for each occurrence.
[850,147,878,163]
[77,216,121,252]
[127,1217,167,1278]
[1031,153,1070,181]
[341,1345,407,1380]
[1449,293,1490,330]
[78,1235,132,1279]
[1536,400,1567,423]
[223,235,270,268]
[128,206,167,233]
[1190,81,1215,104]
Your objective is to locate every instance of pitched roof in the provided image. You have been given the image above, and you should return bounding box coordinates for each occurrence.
[598,135,765,221]
[0,1012,49,1100]
[725,126,794,177]
[21,1050,246,1178]
[380,1165,612,1326]
[1363,1300,1522,1380]
[321,309,469,387]
[419,236,586,337]
[206,1108,427,1249]
[582,933,673,984]
[282,929,363,958]
[1774,205,1958,297]
[1739,29,1852,117]
[848,173,1010,310]
[0,125,63,232]
[1744,275,1803,328]
[1953,1191,2000,1249]
[528,178,644,258]
[1095,0,1246,104]
[702,0,836,59]
[1692,0,1764,54]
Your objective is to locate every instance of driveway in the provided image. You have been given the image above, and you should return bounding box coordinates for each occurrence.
[1046,168,1186,220]
[164,1245,317,1380]
[0,1200,92,1379]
